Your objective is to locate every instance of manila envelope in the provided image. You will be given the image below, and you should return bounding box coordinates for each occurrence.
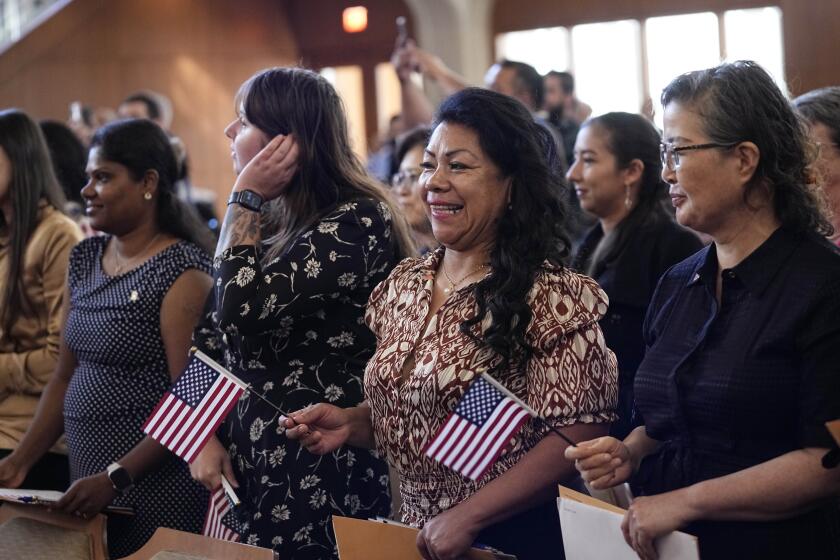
[557,485,700,560]
[826,420,840,446]
[333,515,517,560]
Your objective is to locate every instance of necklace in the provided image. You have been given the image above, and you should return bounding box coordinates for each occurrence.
[112,233,161,275]
[440,261,489,294]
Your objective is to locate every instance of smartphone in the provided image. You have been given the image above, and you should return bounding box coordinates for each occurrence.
[69,101,84,123]
[396,16,408,47]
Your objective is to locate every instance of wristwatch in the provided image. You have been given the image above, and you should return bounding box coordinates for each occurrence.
[228,189,264,212]
[106,462,135,495]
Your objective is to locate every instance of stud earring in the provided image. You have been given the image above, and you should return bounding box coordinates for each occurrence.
[144,192,152,201]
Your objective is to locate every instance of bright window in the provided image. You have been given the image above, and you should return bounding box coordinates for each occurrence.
[571,19,642,117]
[495,27,570,75]
[724,7,786,93]
[320,66,367,158]
[645,12,721,128]
[493,8,788,128]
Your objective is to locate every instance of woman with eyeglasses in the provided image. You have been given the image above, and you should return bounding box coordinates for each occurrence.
[793,87,840,246]
[568,61,840,560]
[567,112,701,439]
[390,126,437,255]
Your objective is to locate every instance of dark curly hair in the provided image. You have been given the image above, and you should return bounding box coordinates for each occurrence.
[433,87,570,368]
[661,60,832,237]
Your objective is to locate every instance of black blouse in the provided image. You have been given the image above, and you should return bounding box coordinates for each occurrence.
[572,217,702,438]
[633,227,840,559]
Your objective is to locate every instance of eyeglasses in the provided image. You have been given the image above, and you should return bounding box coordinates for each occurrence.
[391,169,422,188]
[659,142,741,171]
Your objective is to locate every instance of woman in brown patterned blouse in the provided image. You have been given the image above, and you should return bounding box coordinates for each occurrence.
[287,88,618,560]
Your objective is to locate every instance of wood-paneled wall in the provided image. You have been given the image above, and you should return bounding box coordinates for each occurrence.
[492,0,840,96]
[0,0,300,217]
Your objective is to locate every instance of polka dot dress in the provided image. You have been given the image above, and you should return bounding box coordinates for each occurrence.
[63,236,211,558]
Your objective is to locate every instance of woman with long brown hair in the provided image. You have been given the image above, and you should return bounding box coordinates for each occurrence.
[190,67,413,557]
[0,109,82,490]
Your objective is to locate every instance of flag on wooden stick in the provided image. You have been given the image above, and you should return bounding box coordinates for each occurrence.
[143,350,246,463]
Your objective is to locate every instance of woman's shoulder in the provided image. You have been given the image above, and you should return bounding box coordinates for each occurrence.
[323,197,392,226]
[530,263,610,330]
[70,234,107,260]
[160,240,213,273]
[30,206,83,247]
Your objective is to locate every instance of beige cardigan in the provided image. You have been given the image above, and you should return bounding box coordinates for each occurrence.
[0,202,82,450]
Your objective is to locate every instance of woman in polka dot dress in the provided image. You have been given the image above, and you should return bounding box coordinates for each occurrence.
[0,120,215,557]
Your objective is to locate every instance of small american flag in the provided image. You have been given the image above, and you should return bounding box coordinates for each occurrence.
[143,350,246,463]
[203,486,243,541]
[424,373,534,481]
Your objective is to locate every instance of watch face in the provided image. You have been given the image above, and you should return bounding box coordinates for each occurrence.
[109,466,133,491]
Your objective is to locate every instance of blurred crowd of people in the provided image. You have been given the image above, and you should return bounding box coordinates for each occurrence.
[0,29,837,560]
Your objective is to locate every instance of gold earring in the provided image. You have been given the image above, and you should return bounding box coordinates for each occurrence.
[624,185,632,210]
[144,192,152,201]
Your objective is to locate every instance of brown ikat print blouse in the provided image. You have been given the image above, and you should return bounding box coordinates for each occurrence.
[364,248,618,526]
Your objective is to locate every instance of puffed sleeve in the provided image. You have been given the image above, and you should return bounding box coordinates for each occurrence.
[525,268,619,431]
[364,257,419,341]
[214,200,394,336]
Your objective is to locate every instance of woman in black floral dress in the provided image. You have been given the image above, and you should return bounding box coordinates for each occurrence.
[191,67,414,558]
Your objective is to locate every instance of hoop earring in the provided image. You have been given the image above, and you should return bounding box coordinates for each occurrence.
[144,192,153,201]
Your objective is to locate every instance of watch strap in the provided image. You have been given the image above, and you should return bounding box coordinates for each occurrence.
[228,189,264,212]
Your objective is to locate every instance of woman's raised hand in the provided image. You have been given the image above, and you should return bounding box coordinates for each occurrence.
[564,436,635,489]
[284,404,353,455]
[233,134,299,201]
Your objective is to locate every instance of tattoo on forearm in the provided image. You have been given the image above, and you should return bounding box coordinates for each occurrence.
[216,204,262,256]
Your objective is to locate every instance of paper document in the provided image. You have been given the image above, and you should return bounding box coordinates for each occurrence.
[333,515,517,559]
[0,487,134,515]
[0,488,63,504]
[558,486,699,560]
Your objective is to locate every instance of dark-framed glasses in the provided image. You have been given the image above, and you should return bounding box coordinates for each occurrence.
[659,142,741,170]
[390,169,422,188]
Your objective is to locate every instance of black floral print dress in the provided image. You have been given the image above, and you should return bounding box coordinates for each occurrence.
[194,199,396,559]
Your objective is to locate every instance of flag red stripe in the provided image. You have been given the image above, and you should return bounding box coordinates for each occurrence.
[170,376,229,455]
[180,379,242,461]
[451,399,519,476]
[142,391,175,432]
[423,414,458,457]
[434,418,471,464]
[184,382,244,463]
[157,400,191,446]
[144,394,181,440]
[459,400,522,477]
[442,421,478,469]
[466,408,531,480]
